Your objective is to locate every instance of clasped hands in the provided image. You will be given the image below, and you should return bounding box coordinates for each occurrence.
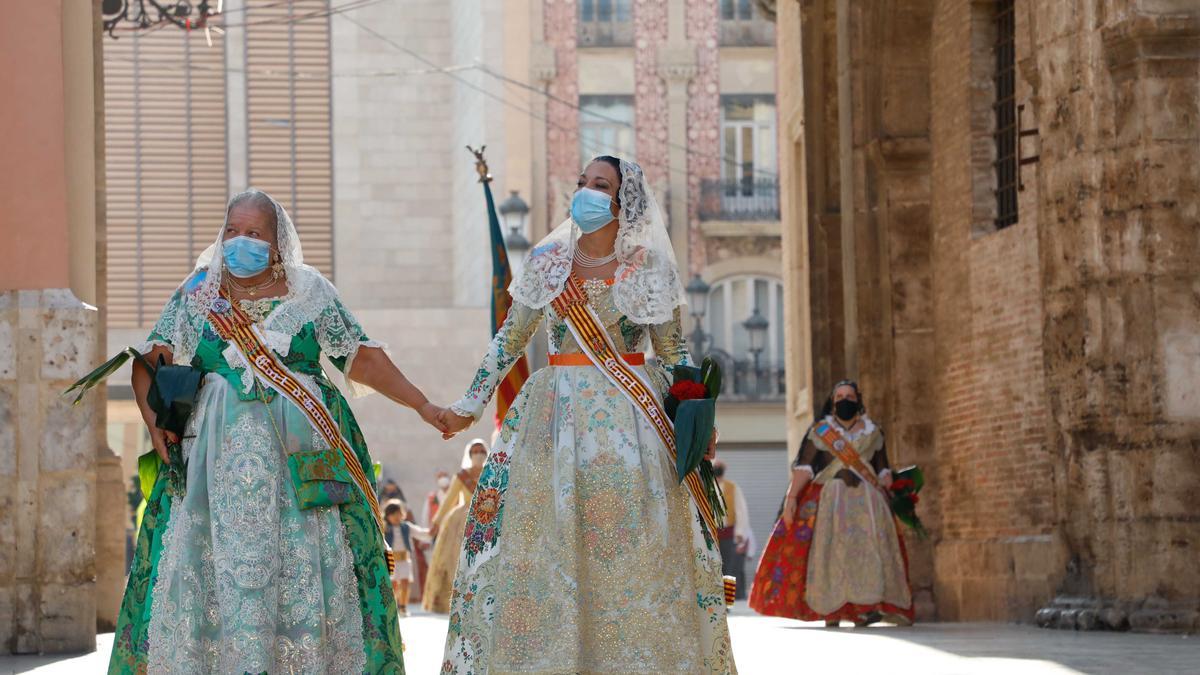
[417,401,474,440]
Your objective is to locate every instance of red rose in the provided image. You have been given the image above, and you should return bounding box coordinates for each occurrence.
[669,380,709,401]
[909,494,920,505]
[891,479,915,492]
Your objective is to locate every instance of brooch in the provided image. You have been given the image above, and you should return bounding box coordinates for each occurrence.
[211,298,232,314]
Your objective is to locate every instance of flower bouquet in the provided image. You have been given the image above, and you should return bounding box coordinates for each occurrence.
[888,465,927,538]
[664,356,725,523]
[65,347,201,499]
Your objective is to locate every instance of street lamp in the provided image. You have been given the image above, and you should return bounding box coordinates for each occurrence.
[743,307,769,382]
[498,190,530,249]
[685,275,711,355]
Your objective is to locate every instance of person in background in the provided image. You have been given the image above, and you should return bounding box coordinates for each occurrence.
[384,499,432,617]
[414,470,450,605]
[380,479,405,503]
[713,459,754,600]
[423,470,451,528]
[422,440,487,613]
[749,380,913,626]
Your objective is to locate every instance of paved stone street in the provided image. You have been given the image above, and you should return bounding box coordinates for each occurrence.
[6,603,1198,674]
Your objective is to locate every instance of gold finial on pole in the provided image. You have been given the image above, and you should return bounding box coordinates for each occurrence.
[466,145,492,184]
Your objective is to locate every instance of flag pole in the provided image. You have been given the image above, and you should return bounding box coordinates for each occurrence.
[466,145,530,428]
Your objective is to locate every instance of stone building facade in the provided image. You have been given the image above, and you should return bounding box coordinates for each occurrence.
[774,0,1200,629]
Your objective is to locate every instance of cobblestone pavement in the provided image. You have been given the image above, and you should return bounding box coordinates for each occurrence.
[7,603,1198,674]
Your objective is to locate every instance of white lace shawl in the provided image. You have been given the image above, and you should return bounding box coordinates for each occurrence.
[140,190,381,396]
[509,158,686,325]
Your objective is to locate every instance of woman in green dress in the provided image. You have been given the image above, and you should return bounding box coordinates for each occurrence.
[109,189,445,674]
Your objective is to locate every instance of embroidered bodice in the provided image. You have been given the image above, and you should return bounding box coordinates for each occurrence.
[450,281,692,420]
[141,287,377,401]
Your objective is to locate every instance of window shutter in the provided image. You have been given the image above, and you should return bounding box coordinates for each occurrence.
[245,0,335,279]
[103,29,229,328]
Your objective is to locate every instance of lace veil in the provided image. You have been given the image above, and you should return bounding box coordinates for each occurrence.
[146,189,372,381]
[509,158,686,325]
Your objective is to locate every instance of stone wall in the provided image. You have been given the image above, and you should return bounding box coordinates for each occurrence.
[1032,1,1200,632]
[781,0,1200,628]
[0,291,100,653]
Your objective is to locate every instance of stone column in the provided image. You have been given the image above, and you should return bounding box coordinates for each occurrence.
[1034,6,1200,632]
[0,0,106,653]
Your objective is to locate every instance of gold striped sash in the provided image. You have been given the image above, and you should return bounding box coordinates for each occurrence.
[814,420,883,492]
[551,275,720,541]
[207,292,394,574]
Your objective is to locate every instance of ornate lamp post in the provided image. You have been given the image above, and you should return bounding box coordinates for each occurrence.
[685,275,711,355]
[743,308,769,394]
[498,190,531,275]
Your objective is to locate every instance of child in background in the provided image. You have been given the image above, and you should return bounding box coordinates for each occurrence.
[384,499,432,616]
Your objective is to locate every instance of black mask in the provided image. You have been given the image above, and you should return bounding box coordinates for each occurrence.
[834,399,859,421]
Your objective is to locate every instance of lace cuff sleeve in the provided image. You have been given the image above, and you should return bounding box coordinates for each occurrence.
[318,297,386,398]
[450,301,543,420]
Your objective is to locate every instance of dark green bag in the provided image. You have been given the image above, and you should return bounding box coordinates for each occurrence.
[66,347,204,497]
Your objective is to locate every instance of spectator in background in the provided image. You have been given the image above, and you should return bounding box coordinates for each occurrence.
[384,499,432,617]
[423,470,451,528]
[380,479,405,503]
[713,459,754,600]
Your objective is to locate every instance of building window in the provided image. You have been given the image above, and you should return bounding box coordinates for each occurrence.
[993,0,1018,229]
[704,275,785,400]
[720,0,775,46]
[579,95,635,167]
[578,0,633,47]
[700,95,778,221]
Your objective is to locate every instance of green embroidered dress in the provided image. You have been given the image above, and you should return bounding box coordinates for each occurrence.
[109,272,405,674]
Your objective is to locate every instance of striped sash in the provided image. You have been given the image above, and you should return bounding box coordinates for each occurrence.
[550,275,720,541]
[207,292,395,573]
[814,420,883,492]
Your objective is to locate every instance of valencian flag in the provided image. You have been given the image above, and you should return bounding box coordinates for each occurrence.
[471,146,530,427]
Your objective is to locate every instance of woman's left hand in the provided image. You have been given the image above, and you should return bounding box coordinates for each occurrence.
[419,402,449,434]
[881,471,894,490]
[705,427,719,461]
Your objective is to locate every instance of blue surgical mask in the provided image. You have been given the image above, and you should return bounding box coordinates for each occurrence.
[223,236,272,278]
[571,187,616,233]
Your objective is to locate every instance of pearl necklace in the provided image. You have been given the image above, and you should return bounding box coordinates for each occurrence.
[573,247,617,268]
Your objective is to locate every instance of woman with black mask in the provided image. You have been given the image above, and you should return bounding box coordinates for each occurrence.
[749,380,914,626]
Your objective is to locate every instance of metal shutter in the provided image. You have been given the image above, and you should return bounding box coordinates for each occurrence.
[244,0,334,279]
[720,445,790,569]
[103,28,229,328]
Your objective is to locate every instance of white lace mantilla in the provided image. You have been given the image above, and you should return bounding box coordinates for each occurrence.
[509,158,685,325]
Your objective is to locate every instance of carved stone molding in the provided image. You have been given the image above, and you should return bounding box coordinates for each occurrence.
[657,44,698,83]
[1102,12,1200,74]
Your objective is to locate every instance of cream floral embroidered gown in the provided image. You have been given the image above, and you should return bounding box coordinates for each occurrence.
[441,273,737,674]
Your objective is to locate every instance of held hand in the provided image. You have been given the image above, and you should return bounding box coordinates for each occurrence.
[419,402,449,434]
[438,408,474,440]
[149,427,171,464]
[705,427,719,461]
[881,472,894,490]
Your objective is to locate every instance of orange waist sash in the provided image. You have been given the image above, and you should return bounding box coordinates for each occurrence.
[549,352,645,367]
